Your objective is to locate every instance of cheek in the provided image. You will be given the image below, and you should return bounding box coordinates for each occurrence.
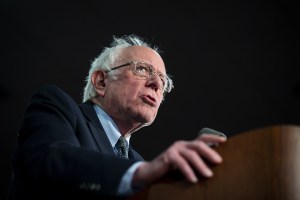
[122,83,142,99]
[115,86,140,108]
[157,94,164,104]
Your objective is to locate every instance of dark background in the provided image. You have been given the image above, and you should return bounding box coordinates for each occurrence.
[1,0,299,199]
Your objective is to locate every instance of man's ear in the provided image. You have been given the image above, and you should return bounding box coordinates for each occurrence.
[91,70,107,97]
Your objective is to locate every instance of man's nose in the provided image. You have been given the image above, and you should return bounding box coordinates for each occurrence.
[147,74,163,92]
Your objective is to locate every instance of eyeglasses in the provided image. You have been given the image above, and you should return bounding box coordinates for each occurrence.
[105,61,173,93]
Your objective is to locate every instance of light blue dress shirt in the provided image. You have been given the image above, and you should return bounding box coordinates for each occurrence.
[93,104,143,196]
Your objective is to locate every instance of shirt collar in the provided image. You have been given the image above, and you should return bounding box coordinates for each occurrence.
[93,104,130,147]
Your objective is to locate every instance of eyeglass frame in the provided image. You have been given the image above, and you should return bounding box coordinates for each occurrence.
[105,61,173,93]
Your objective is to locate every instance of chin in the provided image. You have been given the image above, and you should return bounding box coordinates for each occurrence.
[134,112,156,124]
[129,106,157,124]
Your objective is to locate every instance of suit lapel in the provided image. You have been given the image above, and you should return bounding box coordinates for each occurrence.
[79,101,144,161]
[79,101,115,156]
[128,147,144,161]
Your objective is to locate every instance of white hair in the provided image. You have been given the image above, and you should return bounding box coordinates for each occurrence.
[82,34,170,102]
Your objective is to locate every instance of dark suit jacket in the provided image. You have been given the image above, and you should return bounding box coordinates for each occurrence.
[8,85,144,200]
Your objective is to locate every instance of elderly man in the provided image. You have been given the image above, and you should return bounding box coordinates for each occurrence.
[8,35,226,200]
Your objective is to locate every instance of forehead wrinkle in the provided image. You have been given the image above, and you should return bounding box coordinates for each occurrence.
[117,46,166,73]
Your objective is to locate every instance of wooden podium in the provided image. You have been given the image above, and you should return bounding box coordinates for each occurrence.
[128,125,300,200]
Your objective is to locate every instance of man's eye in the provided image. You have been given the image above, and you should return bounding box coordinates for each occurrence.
[136,66,148,74]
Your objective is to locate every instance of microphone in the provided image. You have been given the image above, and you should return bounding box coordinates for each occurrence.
[198,127,227,138]
[198,127,227,146]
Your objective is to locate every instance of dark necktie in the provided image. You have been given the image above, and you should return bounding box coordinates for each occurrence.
[115,136,129,159]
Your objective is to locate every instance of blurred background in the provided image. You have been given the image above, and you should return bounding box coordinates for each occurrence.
[1,0,299,199]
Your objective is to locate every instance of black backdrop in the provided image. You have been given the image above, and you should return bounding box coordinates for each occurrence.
[1,0,299,199]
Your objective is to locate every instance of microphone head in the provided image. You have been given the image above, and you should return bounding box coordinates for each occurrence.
[198,127,227,139]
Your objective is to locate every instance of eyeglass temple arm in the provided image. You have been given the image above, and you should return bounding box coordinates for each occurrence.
[105,62,132,72]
